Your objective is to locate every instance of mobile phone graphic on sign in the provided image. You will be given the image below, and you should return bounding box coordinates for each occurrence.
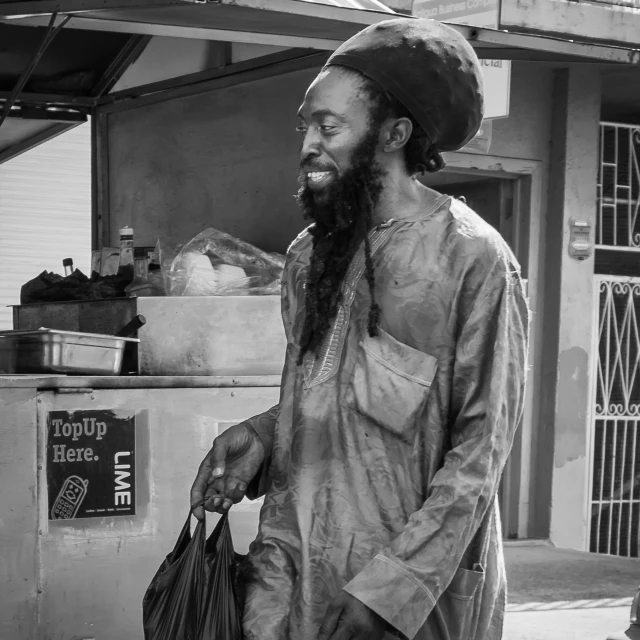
[51,475,89,520]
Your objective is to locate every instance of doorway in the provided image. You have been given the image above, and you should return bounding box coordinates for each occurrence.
[426,174,518,251]
[425,170,527,539]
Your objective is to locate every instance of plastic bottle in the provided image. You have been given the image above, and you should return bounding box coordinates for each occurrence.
[118,226,135,278]
[125,247,157,297]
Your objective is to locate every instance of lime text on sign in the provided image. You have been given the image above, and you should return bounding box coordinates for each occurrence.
[115,452,132,506]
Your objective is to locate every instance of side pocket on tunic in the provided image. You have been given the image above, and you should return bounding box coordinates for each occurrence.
[425,565,485,640]
[344,327,438,444]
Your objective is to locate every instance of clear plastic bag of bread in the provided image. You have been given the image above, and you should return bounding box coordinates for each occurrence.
[166,228,285,297]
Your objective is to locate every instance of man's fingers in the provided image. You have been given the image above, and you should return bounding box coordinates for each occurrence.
[202,483,230,513]
[190,483,205,520]
[191,439,230,519]
[192,502,205,521]
[190,453,214,520]
[230,480,247,494]
[210,477,225,495]
[203,495,224,513]
[208,439,228,480]
[210,475,246,505]
[225,479,248,505]
[198,475,247,515]
[192,432,253,519]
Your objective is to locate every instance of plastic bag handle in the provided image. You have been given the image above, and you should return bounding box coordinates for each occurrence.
[189,500,230,520]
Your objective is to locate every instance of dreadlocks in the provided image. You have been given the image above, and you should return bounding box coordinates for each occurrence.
[295,68,445,365]
[296,125,384,365]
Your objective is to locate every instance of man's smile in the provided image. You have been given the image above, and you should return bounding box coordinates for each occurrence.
[306,170,334,189]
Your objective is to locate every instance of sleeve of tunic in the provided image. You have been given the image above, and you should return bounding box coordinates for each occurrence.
[244,241,300,500]
[343,237,530,639]
[243,405,279,500]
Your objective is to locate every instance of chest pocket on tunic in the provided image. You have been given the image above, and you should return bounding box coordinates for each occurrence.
[345,328,437,444]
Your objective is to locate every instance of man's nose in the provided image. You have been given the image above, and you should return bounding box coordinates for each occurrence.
[300,127,321,164]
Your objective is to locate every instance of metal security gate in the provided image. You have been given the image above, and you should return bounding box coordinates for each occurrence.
[597,123,640,251]
[588,276,640,557]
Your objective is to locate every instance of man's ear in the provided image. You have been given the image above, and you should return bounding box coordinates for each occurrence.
[381,117,413,153]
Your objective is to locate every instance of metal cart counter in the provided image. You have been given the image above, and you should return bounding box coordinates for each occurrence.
[1,374,280,640]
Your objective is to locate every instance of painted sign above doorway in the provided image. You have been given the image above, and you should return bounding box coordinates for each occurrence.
[412,0,511,120]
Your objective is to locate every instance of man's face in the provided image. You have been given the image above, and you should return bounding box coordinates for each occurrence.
[297,67,377,205]
[294,68,388,360]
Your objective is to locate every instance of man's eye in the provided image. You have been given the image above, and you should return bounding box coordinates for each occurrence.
[320,125,337,134]
[296,126,308,134]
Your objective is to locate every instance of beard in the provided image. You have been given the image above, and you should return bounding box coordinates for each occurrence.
[294,127,385,364]
[296,128,384,233]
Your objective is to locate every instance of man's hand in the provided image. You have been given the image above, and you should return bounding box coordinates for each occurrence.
[190,423,265,520]
[317,592,389,640]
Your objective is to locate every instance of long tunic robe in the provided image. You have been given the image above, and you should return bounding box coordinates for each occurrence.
[240,195,530,640]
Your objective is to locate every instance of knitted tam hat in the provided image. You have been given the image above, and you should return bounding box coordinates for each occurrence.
[325,17,484,151]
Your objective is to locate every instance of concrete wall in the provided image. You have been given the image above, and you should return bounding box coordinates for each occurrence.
[491,61,554,163]
[105,67,319,255]
[494,62,555,541]
[536,67,601,549]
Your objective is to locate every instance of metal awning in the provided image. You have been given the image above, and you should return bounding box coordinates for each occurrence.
[1,0,638,62]
[0,0,396,14]
[0,0,639,163]
[452,23,640,65]
[0,0,396,162]
[1,0,395,50]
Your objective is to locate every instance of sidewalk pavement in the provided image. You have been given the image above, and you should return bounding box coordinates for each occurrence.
[503,542,640,640]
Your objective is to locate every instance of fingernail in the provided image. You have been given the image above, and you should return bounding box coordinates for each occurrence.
[223,500,232,510]
[212,467,224,478]
[237,483,247,492]
[212,497,221,507]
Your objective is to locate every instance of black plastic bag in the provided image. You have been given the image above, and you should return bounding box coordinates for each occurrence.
[142,510,243,640]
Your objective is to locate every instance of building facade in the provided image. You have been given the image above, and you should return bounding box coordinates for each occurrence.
[412,0,640,556]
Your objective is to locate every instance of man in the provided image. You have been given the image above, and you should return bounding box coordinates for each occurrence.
[191,17,529,640]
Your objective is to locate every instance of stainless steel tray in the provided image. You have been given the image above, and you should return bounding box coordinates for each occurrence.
[0,329,139,376]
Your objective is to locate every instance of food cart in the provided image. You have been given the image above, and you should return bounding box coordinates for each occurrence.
[1,1,638,638]
[0,3,398,639]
